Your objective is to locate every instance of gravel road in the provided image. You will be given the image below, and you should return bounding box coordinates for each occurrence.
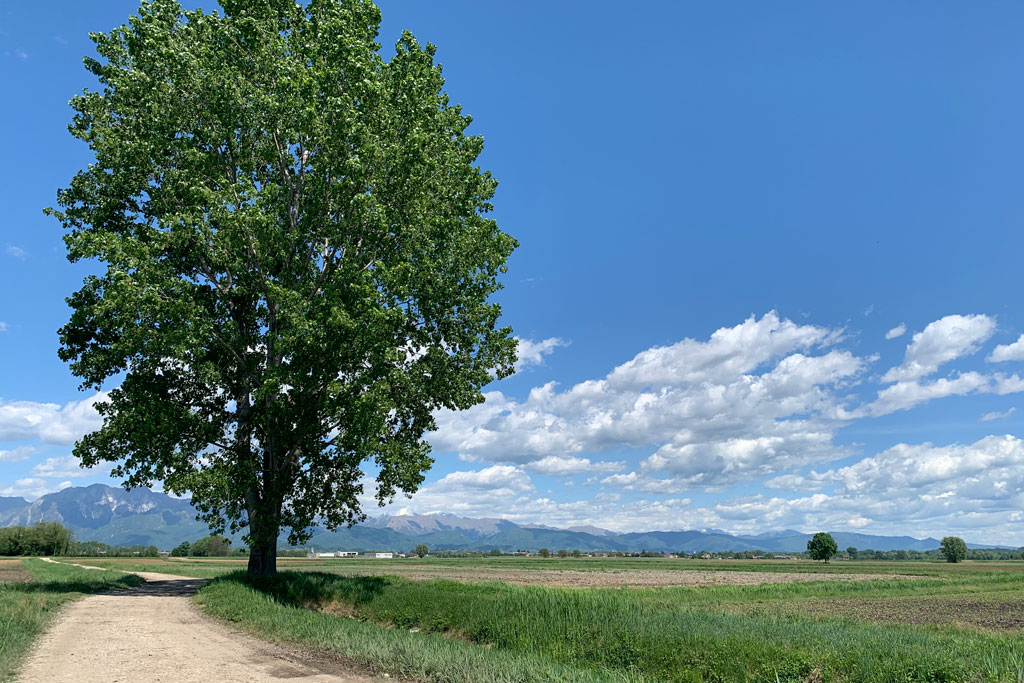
[16,569,373,683]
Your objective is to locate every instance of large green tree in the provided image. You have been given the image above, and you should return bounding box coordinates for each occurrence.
[49,0,517,575]
[940,536,967,563]
[806,532,837,563]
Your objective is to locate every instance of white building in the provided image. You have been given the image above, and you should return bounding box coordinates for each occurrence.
[363,552,394,559]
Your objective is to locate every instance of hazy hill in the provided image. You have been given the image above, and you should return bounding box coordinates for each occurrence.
[0,484,1008,552]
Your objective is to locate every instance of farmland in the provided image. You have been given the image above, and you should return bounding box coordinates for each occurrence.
[58,556,1024,681]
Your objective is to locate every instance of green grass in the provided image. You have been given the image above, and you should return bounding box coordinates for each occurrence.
[0,559,144,682]
[195,569,1024,683]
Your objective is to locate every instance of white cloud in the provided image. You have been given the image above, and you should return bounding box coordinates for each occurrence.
[31,455,108,479]
[981,407,1016,422]
[864,372,1024,416]
[514,337,568,371]
[0,446,36,463]
[882,314,996,383]
[885,323,906,340]
[431,312,866,491]
[0,322,8,333]
[0,478,71,501]
[988,334,1024,363]
[523,455,624,477]
[0,393,106,444]
[5,245,27,260]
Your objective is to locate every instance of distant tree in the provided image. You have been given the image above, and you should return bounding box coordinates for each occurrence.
[489,548,502,556]
[413,543,429,558]
[940,536,968,563]
[170,541,191,557]
[51,0,517,577]
[555,549,568,558]
[538,547,550,558]
[807,532,838,563]
[571,549,581,558]
[191,535,231,557]
[846,546,857,559]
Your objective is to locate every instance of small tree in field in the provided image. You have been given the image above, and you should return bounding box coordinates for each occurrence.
[413,543,428,558]
[170,541,191,557]
[538,548,550,558]
[807,532,837,563]
[50,0,516,575]
[940,536,967,563]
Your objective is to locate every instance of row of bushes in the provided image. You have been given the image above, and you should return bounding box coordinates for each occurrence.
[0,522,73,556]
[0,522,161,557]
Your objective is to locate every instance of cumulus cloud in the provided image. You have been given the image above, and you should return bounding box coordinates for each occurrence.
[523,455,624,477]
[988,334,1024,363]
[430,312,866,491]
[0,478,72,501]
[0,446,36,463]
[881,314,996,383]
[31,455,108,479]
[863,372,1024,416]
[0,393,106,444]
[981,407,1016,422]
[514,337,569,371]
[885,323,906,340]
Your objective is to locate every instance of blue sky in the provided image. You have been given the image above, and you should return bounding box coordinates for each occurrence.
[2,2,1024,544]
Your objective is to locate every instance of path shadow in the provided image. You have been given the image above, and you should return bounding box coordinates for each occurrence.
[218,571,388,608]
[114,577,208,597]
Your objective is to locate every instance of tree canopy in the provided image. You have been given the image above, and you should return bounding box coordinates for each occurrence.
[940,536,967,563]
[806,532,837,563]
[50,0,516,574]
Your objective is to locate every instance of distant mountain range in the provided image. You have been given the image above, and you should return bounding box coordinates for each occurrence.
[0,484,1012,552]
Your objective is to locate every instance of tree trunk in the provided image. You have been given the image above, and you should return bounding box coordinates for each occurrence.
[247,534,277,575]
[246,498,280,575]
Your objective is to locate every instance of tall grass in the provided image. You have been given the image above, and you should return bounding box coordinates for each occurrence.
[199,571,1024,682]
[0,559,144,681]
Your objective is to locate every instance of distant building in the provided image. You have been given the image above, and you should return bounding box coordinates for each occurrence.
[337,551,359,558]
[363,552,394,559]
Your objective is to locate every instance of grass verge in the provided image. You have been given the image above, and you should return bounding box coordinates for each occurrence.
[197,570,1024,682]
[0,559,144,681]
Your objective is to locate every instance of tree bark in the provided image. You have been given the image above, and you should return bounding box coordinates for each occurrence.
[246,497,280,575]
[247,533,278,575]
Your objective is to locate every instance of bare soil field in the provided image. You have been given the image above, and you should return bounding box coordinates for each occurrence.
[0,559,31,584]
[767,594,1024,631]
[309,564,896,587]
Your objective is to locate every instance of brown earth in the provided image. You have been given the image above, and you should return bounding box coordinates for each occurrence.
[308,564,894,588]
[791,594,1024,631]
[0,558,31,584]
[15,569,377,683]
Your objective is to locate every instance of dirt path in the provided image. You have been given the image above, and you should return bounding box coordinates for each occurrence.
[16,568,375,683]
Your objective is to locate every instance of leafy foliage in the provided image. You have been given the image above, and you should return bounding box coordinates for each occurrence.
[0,523,74,557]
[50,0,516,573]
[807,532,838,563]
[191,535,232,557]
[412,543,428,558]
[940,536,968,563]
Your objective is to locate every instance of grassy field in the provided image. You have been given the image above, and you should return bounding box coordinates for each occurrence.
[0,558,144,681]
[73,556,1024,682]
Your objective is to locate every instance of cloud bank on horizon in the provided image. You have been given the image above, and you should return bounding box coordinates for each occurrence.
[2,311,1023,545]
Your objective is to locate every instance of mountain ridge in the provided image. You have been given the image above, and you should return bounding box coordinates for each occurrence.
[0,484,1013,552]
